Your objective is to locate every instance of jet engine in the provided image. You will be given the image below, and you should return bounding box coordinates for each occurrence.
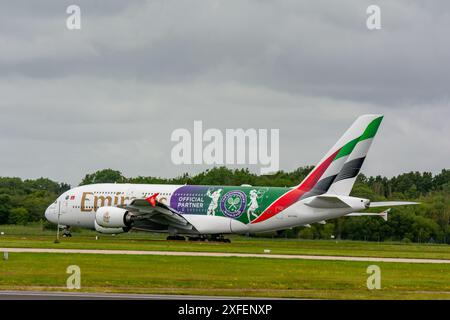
[94,220,128,234]
[95,206,132,228]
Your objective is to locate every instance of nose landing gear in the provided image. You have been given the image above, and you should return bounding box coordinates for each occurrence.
[62,226,72,237]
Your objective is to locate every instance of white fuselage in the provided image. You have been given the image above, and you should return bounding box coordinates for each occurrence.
[45,183,363,234]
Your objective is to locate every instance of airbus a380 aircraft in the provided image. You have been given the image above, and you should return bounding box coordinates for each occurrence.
[45,115,417,241]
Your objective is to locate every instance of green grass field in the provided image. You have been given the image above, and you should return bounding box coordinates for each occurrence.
[0,252,449,299]
[0,224,449,299]
[1,224,450,260]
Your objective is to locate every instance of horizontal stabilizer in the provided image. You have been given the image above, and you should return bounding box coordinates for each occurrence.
[369,201,419,208]
[347,209,390,221]
[303,194,351,208]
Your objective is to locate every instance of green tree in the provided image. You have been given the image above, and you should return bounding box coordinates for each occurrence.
[79,169,125,185]
[320,223,335,239]
[298,227,314,239]
[8,207,29,225]
[1,166,449,243]
[0,194,12,224]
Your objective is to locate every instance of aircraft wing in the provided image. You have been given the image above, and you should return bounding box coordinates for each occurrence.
[118,194,249,235]
[118,195,193,231]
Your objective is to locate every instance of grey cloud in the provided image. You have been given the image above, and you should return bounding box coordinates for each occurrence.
[2,0,450,104]
[0,1,448,185]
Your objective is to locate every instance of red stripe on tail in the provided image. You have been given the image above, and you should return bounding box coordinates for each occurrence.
[251,149,340,224]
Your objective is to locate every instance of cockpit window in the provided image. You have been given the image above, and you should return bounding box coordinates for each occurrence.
[65,195,69,200]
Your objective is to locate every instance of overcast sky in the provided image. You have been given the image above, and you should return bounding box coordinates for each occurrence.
[0,0,449,186]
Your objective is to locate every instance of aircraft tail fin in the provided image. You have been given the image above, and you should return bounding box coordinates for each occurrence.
[250,114,384,224]
[297,114,383,199]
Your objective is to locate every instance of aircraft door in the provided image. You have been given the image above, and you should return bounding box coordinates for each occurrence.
[126,186,136,205]
[61,195,69,214]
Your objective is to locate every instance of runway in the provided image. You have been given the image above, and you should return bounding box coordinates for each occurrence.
[0,290,257,300]
[1,247,449,264]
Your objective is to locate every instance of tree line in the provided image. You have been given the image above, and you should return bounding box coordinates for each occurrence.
[0,167,449,243]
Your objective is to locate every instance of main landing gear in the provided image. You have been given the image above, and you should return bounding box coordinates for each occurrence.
[166,234,231,243]
[211,234,231,243]
[188,235,231,243]
[166,235,185,241]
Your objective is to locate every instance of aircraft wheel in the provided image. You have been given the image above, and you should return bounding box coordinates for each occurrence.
[167,235,185,241]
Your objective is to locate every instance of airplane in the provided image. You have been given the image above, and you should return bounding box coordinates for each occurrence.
[45,114,418,242]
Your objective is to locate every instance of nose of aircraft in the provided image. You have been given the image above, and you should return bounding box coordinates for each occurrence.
[44,206,51,221]
[45,203,57,223]
[45,206,50,220]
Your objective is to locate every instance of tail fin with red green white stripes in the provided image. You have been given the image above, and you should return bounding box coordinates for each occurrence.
[251,114,384,224]
[299,114,383,198]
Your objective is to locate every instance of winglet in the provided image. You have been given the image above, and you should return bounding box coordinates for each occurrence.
[146,193,160,207]
[379,208,390,221]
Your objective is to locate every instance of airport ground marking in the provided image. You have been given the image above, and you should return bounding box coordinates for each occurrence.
[1,247,450,264]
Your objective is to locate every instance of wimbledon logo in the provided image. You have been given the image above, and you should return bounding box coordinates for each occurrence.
[220,190,247,218]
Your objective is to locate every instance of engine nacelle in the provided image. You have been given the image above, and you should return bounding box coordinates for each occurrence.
[181,215,249,234]
[94,220,127,234]
[95,206,131,228]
